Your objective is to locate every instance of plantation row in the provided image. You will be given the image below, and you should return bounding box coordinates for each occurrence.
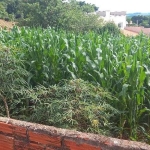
[0,27,150,143]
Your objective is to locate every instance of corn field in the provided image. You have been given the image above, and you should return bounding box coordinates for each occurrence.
[0,26,150,142]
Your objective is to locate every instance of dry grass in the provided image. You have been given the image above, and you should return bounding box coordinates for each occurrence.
[0,19,15,29]
[121,29,138,36]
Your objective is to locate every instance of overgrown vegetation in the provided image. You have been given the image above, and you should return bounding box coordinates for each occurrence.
[0,46,28,118]
[5,79,118,136]
[0,46,118,136]
[0,0,149,145]
[0,27,150,143]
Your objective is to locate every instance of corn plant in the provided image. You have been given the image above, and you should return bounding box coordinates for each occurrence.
[0,27,150,142]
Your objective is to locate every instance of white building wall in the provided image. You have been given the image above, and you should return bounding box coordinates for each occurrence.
[97,11,127,29]
[111,15,126,29]
[105,10,111,21]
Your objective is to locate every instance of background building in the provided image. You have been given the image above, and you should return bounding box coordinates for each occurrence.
[97,10,127,29]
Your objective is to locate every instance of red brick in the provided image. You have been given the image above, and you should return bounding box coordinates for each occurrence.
[0,134,14,150]
[14,125,27,138]
[64,139,101,150]
[29,131,61,148]
[46,147,56,150]
[15,140,44,150]
[0,122,13,134]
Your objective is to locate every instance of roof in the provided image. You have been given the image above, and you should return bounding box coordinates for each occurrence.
[97,11,126,16]
[110,11,126,16]
[125,27,150,35]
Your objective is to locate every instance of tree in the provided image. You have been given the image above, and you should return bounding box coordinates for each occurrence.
[0,2,9,20]
[18,0,103,32]
[77,1,99,13]
[97,22,120,35]
[18,0,63,28]
[131,16,142,25]
[0,0,103,32]
[57,0,102,32]
[140,21,150,28]
[131,15,150,27]
[126,17,131,24]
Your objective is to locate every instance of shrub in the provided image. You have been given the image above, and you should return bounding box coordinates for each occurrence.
[9,79,118,136]
[97,22,121,35]
[0,45,29,117]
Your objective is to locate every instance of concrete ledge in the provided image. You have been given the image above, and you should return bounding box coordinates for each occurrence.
[0,117,150,150]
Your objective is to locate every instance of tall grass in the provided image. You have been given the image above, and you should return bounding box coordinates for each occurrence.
[0,26,150,142]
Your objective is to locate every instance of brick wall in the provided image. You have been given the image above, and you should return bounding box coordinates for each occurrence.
[0,117,150,150]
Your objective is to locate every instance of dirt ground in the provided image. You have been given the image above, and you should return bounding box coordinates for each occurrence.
[121,29,138,36]
[0,19,15,29]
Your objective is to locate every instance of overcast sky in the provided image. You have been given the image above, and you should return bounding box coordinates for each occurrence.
[77,0,150,13]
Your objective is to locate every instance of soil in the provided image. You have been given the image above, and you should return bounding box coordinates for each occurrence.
[121,29,138,36]
[0,19,15,29]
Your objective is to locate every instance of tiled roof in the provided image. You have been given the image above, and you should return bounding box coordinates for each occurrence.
[110,11,126,16]
[125,27,150,35]
[97,11,126,16]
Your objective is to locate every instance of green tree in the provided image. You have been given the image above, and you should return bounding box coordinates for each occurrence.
[58,1,102,32]
[77,1,99,13]
[18,0,63,28]
[97,22,120,35]
[0,2,9,20]
[140,20,150,28]
[131,15,150,27]
[18,0,103,32]
[126,17,131,24]
[0,0,103,32]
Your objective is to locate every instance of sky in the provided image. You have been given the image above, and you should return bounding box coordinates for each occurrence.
[77,0,150,13]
